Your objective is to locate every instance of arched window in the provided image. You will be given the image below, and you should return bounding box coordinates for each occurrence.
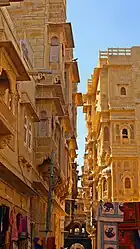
[104,126,109,142]
[82,227,85,233]
[122,128,128,139]
[39,110,47,120]
[51,37,59,46]
[74,227,80,234]
[120,87,126,96]
[125,177,131,189]
[50,36,59,62]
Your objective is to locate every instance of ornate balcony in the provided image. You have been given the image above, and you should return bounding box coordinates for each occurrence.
[0,96,15,149]
[72,61,80,83]
[34,71,65,116]
[35,136,58,165]
[20,92,39,122]
[73,92,83,106]
[36,136,62,185]
[54,76,65,105]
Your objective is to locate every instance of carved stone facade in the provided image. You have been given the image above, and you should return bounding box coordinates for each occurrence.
[0,1,80,249]
[82,47,140,249]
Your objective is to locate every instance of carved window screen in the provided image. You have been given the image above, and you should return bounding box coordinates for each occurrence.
[50,36,59,62]
[38,110,48,137]
[120,87,126,95]
[125,177,131,189]
[122,128,128,139]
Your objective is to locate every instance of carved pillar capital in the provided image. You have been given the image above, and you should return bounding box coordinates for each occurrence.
[10,93,17,114]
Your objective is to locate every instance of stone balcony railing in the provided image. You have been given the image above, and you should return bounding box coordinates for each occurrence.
[34,71,66,105]
[99,48,132,66]
[111,143,137,156]
[109,97,134,110]
[0,96,16,148]
[99,48,131,58]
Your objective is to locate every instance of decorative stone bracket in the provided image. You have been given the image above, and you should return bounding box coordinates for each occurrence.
[0,134,12,149]
[19,156,32,171]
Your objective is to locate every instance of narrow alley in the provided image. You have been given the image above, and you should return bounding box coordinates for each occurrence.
[0,1,140,249]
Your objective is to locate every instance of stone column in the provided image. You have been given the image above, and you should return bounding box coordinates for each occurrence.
[11,93,17,115]
[90,228,96,249]
[92,233,96,249]
[107,174,111,201]
[4,88,9,105]
[98,178,102,201]
[92,180,96,202]
[48,117,52,137]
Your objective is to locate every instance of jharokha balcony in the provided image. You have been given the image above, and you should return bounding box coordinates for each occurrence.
[0,41,30,149]
[36,135,67,197]
[34,71,65,116]
[0,96,15,149]
[35,136,59,167]
[0,70,16,149]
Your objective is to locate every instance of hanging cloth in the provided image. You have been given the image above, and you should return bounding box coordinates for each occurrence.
[34,237,43,249]
[16,213,22,233]
[0,205,10,249]
[2,205,10,233]
[9,208,18,241]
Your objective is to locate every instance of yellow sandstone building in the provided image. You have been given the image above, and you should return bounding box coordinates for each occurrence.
[82,47,140,248]
[0,1,82,249]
